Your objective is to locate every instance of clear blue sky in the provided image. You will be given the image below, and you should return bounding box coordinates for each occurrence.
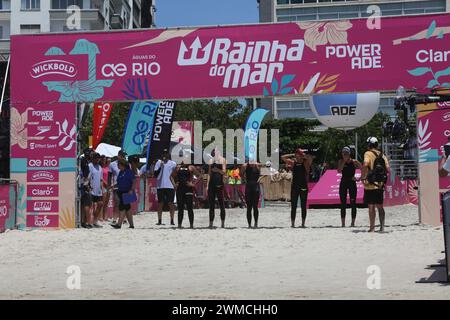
[155,0,259,28]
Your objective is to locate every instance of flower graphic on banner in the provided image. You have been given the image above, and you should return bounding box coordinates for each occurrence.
[49,119,77,151]
[418,119,432,162]
[297,21,352,51]
[295,73,340,94]
[407,66,450,89]
[11,107,33,149]
[263,74,295,96]
[42,39,114,102]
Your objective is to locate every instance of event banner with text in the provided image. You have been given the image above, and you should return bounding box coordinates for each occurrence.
[10,13,450,104]
[417,101,450,225]
[10,104,77,229]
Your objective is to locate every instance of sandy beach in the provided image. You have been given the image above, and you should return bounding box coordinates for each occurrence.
[0,203,449,300]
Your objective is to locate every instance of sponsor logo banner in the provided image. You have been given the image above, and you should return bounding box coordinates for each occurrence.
[27,170,59,183]
[10,13,450,103]
[122,101,157,156]
[244,109,269,162]
[147,101,176,163]
[27,185,59,198]
[92,102,113,149]
[26,214,59,228]
[27,200,59,213]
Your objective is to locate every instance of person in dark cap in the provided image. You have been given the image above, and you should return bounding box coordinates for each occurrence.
[281,148,314,228]
[337,146,361,227]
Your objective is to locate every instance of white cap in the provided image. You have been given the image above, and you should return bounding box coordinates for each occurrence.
[367,137,378,144]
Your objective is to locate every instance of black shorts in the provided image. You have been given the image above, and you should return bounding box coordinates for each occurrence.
[116,191,131,211]
[364,189,384,205]
[81,193,92,207]
[157,188,175,204]
[91,195,103,203]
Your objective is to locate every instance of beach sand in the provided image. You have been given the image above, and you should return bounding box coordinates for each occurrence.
[0,204,449,299]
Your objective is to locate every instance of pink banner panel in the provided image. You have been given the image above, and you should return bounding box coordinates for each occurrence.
[26,214,59,228]
[26,170,59,183]
[308,170,410,207]
[27,200,59,213]
[0,185,10,232]
[27,185,59,198]
[10,13,450,104]
[145,178,158,212]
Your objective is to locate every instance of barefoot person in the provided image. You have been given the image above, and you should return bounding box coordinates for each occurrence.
[207,148,227,228]
[241,161,262,228]
[361,137,390,233]
[153,149,177,226]
[173,162,201,229]
[337,147,362,227]
[111,159,136,229]
[282,148,313,228]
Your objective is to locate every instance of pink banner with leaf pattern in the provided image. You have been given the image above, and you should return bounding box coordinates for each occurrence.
[10,13,450,104]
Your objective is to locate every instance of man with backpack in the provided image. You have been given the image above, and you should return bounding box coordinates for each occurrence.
[361,137,390,233]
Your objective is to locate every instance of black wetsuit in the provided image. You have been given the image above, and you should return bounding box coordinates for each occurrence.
[245,165,260,226]
[208,162,225,223]
[176,165,194,227]
[291,161,308,223]
[339,160,357,220]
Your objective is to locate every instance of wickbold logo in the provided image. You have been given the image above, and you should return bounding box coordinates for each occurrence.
[30,171,55,182]
[39,39,114,102]
[30,60,78,79]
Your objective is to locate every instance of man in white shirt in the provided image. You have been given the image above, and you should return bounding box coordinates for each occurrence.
[153,149,177,225]
[439,144,450,177]
[88,153,104,228]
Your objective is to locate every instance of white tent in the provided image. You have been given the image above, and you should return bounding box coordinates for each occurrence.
[95,143,121,158]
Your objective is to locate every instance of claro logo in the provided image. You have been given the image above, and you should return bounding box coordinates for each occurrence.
[30,60,78,79]
[30,171,55,181]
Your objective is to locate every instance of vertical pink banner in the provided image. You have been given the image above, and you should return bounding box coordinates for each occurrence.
[0,184,10,232]
[10,103,77,229]
[145,178,158,212]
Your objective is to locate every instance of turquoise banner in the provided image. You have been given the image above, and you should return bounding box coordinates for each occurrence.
[122,101,158,156]
[244,108,269,162]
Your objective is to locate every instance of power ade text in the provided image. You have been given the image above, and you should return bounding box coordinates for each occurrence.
[152,102,175,142]
[326,44,382,70]
[330,105,356,115]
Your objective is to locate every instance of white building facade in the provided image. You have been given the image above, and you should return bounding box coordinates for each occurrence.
[0,0,151,58]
